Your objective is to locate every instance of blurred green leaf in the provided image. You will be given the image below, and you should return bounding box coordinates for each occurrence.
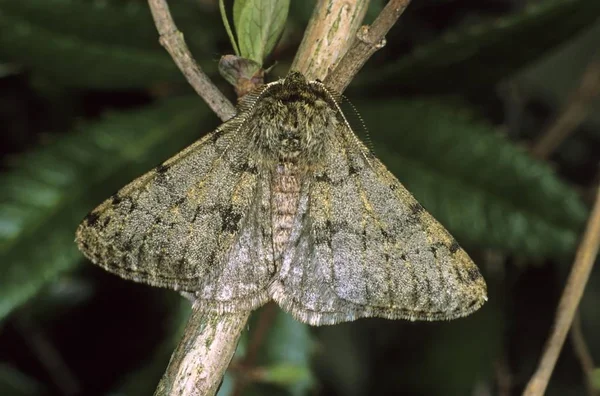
[408,293,503,394]
[0,363,46,396]
[0,0,220,89]
[312,323,370,396]
[354,0,600,94]
[592,368,600,390]
[233,0,290,64]
[261,363,312,387]
[358,99,588,256]
[220,307,314,396]
[0,96,211,320]
[257,310,314,395]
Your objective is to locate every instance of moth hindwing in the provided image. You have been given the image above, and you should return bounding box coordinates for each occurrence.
[76,72,487,326]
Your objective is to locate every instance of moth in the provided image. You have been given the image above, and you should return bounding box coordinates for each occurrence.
[76,72,487,326]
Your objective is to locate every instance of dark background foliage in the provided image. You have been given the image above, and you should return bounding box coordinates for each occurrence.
[1,0,599,395]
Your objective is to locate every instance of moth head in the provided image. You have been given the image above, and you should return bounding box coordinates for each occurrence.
[246,72,342,164]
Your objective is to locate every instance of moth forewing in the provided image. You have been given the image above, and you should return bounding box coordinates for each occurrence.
[76,71,487,326]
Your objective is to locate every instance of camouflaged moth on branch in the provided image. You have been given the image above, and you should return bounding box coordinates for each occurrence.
[76,72,487,326]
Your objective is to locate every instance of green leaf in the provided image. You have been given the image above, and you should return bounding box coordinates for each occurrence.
[0,96,211,320]
[233,0,290,64]
[353,0,600,94]
[357,99,588,256]
[219,0,241,56]
[257,310,314,395]
[592,368,600,390]
[261,363,312,387]
[0,0,220,89]
[408,290,504,394]
[220,307,314,396]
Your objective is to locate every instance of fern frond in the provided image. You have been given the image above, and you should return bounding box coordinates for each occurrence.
[0,97,211,320]
[360,99,587,256]
[0,0,220,89]
[354,0,600,94]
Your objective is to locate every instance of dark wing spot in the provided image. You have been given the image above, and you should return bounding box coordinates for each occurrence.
[155,163,170,174]
[206,251,216,267]
[241,162,258,174]
[210,128,223,143]
[465,299,480,309]
[315,172,333,183]
[410,202,424,215]
[102,216,112,227]
[380,228,393,242]
[84,211,100,227]
[348,164,360,175]
[317,220,333,249]
[467,267,482,282]
[221,206,242,233]
[405,202,424,225]
[111,194,122,205]
[449,240,461,254]
[429,245,438,258]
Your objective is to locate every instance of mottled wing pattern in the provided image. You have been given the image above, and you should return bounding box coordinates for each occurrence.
[269,126,487,325]
[76,117,275,312]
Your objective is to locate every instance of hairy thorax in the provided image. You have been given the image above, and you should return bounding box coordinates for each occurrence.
[249,97,339,165]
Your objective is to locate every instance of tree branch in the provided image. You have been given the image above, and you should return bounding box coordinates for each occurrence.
[523,186,600,396]
[291,0,371,82]
[148,0,235,121]
[531,54,600,160]
[570,312,599,396]
[155,303,251,396]
[324,0,412,93]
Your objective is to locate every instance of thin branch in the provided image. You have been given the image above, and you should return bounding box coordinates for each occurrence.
[495,355,513,396]
[523,186,600,396]
[147,1,245,395]
[570,312,599,396]
[291,0,371,82]
[325,0,412,93]
[531,55,600,160]
[154,303,251,396]
[148,0,235,121]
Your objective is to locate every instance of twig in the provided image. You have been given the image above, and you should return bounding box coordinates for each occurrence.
[147,0,235,121]
[291,0,371,82]
[147,1,247,394]
[570,312,599,396]
[495,355,513,396]
[531,55,600,160]
[154,302,251,396]
[324,0,412,93]
[523,186,600,396]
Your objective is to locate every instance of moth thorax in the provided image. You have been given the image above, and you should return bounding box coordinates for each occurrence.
[252,98,338,163]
